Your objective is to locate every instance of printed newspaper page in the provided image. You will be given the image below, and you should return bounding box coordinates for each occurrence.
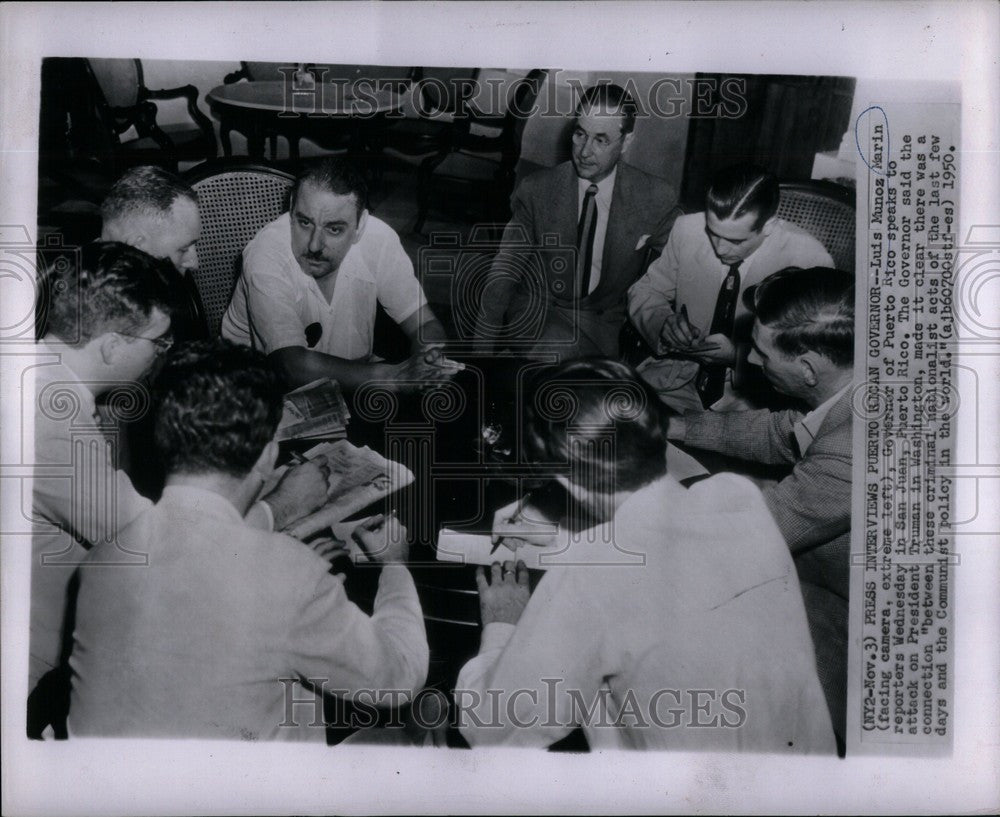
[1,2,997,815]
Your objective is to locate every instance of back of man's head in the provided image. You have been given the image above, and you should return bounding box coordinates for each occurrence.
[292,157,368,219]
[523,358,668,494]
[152,339,283,479]
[575,82,638,135]
[101,165,198,231]
[753,266,855,367]
[40,241,179,347]
[706,163,780,231]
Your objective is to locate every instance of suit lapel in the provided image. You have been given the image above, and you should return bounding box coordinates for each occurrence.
[587,163,638,302]
[548,161,579,243]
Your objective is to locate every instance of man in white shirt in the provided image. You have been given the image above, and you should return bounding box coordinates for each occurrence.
[28,242,329,737]
[223,157,462,391]
[471,83,680,360]
[628,164,833,412]
[69,340,428,740]
[454,359,835,752]
[667,266,855,751]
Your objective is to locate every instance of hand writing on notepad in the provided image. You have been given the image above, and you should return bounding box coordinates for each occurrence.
[657,306,734,365]
[490,497,559,551]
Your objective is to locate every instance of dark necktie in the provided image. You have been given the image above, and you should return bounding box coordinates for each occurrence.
[576,183,599,298]
[696,261,741,408]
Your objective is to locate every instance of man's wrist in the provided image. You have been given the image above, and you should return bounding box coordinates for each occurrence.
[259,494,296,530]
[666,415,687,440]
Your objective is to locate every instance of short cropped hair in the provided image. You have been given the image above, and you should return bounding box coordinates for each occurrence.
[575,83,638,135]
[152,339,284,478]
[523,358,668,493]
[752,267,855,367]
[291,157,368,220]
[706,163,780,231]
[101,165,198,226]
[41,241,180,346]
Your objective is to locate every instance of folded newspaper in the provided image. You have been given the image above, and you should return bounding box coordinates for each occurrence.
[275,378,350,442]
[279,440,415,540]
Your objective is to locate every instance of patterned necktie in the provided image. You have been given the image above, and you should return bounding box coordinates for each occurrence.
[576,183,599,298]
[696,261,742,408]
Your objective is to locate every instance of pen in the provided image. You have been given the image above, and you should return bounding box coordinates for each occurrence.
[678,304,697,344]
[491,492,531,554]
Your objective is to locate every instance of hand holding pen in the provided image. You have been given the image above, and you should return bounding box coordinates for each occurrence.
[656,304,722,357]
[490,493,557,552]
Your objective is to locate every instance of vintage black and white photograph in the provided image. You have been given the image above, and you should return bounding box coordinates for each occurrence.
[2,2,997,815]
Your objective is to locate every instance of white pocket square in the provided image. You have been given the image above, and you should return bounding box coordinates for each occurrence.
[635,234,651,251]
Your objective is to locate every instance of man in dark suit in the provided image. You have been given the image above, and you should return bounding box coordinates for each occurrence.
[472,83,680,360]
[667,266,854,753]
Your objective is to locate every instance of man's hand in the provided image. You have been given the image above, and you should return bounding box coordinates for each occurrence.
[686,333,736,366]
[659,312,702,350]
[387,347,465,393]
[491,498,559,550]
[305,534,351,562]
[262,456,332,530]
[476,560,531,626]
[352,512,409,564]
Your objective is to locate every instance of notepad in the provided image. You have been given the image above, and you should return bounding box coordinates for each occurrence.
[435,524,644,570]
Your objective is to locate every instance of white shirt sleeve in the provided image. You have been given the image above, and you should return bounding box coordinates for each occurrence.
[369,223,428,327]
[241,235,310,353]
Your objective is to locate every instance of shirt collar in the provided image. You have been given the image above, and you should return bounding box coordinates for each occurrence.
[793,384,850,456]
[159,484,245,524]
[578,166,618,203]
[35,339,99,420]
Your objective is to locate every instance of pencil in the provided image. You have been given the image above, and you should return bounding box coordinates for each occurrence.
[491,493,531,554]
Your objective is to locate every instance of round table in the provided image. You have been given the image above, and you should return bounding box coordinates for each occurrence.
[207,80,404,160]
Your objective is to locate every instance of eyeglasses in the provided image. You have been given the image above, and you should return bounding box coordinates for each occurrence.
[117,332,174,354]
[571,128,625,151]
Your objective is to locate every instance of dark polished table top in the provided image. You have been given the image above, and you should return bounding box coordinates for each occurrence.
[283,356,554,690]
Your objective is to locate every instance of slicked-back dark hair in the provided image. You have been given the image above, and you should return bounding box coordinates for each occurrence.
[291,157,368,220]
[575,82,638,135]
[523,358,668,493]
[706,163,780,231]
[752,267,855,367]
[152,339,284,478]
[101,165,198,226]
[41,241,180,346]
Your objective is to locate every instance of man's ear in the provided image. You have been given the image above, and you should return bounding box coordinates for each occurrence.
[95,332,122,366]
[352,209,369,245]
[621,129,635,154]
[799,353,821,388]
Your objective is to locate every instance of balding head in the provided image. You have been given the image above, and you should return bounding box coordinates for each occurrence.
[101,166,201,273]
